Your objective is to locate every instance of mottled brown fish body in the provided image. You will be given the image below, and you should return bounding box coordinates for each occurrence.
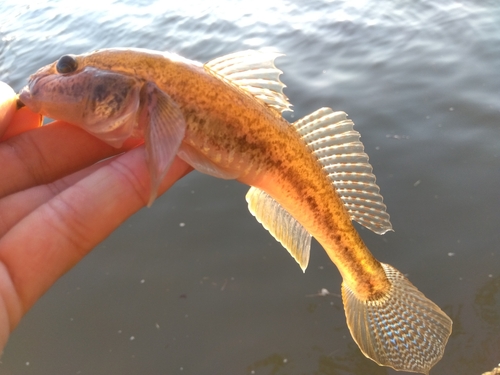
[78,49,390,299]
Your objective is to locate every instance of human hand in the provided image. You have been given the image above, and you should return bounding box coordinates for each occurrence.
[0,81,193,352]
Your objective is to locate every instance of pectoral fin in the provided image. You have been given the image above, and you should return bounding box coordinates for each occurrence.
[139,82,186,206]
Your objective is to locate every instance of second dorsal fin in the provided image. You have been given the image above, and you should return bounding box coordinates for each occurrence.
[204,50,292,114]
[293,108,393,235]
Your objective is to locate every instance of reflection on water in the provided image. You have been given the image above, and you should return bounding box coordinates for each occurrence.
[474,276,500,375]
[441,275,500,375]
[247,353,288,375]
[483,364,500,375]
[247,343,388,375]
[475,275,500,328]
[0,0,499,374]
[312,343,387,375]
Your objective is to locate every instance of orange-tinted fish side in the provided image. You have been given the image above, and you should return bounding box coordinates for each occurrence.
[77,49,391,299]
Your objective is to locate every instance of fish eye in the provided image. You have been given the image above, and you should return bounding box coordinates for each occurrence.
[56,55,78,74]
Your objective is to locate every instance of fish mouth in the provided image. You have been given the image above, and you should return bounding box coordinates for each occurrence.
[16,96,25,109]
[18,77,41,112]
[18,85,34,110]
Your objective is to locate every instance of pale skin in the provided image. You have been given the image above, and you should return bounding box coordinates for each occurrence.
[0,82,193,352]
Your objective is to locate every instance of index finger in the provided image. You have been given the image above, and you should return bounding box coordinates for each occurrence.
[0,106,43,141]
[0,82,42,141]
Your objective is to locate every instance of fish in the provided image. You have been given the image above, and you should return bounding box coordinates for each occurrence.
[19,48,452,374]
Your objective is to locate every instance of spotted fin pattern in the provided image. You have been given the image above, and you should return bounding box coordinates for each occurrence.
[205,50,292,113]
[293,108,392,235]
[342,263,452,374]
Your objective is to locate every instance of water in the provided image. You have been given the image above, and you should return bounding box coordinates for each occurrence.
[1,1,499,374]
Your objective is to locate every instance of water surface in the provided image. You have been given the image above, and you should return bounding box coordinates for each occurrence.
[0,1,499,374]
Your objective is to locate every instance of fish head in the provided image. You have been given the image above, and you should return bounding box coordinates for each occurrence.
[19,54,143,147]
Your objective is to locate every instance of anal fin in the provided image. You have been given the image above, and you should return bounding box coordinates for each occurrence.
[246,187,311,271]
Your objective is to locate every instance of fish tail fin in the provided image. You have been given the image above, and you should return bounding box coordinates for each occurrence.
[341,263,452,374]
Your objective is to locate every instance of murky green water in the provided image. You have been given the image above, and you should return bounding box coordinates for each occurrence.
[1,1,499,374]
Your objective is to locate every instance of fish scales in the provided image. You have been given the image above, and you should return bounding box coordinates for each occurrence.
[84,49,389,296]
[19,48,452,374]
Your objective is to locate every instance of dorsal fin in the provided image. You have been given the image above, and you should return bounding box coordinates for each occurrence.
[246,187,311,271]
[204,50,292,114]
[293,108,393,234]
